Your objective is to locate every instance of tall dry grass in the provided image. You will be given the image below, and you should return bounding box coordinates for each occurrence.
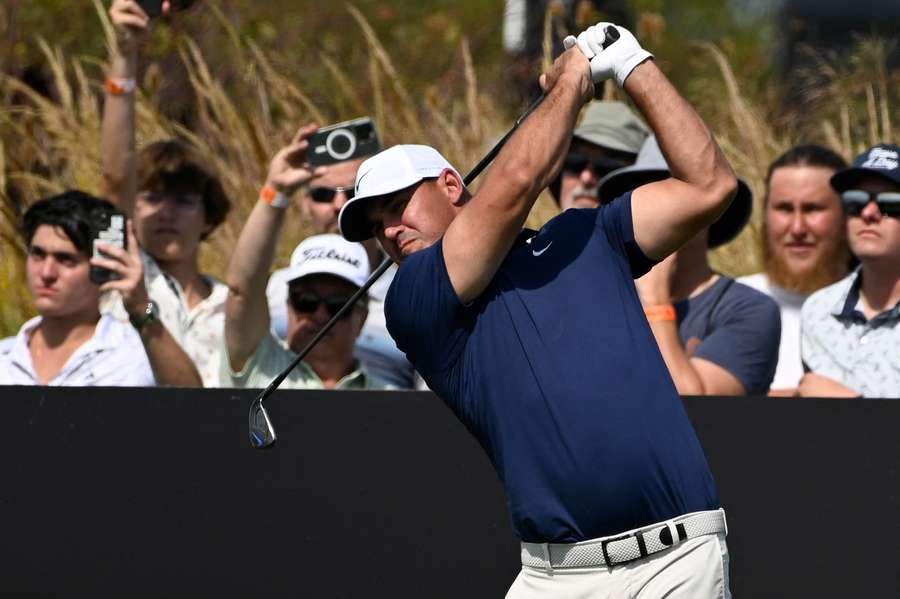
[0,5,897,337]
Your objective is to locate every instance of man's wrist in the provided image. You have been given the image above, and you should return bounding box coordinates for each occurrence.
[260,184,290,209]
[644,303,676,323]
[129,300,160,332]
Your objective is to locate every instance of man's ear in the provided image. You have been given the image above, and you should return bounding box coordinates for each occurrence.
[438,169,468,207]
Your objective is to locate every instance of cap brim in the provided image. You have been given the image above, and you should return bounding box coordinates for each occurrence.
[709,179,752,249]
[599,168,752,248]
[830,167,900,193]
[598,166,669,204]
[572,131,640,156]
[339,194,380,242]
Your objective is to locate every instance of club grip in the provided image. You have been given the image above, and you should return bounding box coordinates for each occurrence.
[601,25,620,50]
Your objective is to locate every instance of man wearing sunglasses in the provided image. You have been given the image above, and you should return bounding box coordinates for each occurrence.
[264,122,419,389]
[223,230,389,390]
[549,100,648,210]
[799,143,900,398]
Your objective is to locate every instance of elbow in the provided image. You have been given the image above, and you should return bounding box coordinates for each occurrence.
[492,161,541,206]
[698,166,738,225]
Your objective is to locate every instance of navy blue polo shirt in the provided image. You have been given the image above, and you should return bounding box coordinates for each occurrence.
[385,193,719,543]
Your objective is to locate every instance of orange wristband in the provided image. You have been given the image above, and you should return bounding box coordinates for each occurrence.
[260,184,289,209]
[644,304,676,323]
[105,77,136,95]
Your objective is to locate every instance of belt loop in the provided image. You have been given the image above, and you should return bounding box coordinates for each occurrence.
[541,543,553,574]
[720,508,728,536]
[665,520,681,547]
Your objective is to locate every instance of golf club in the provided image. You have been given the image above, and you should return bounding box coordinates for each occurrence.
[249,26,621,448]
[248,102,541,449]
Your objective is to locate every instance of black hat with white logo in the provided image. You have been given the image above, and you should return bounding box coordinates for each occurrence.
[831,144,900,192]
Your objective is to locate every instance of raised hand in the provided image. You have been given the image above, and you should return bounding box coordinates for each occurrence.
[563,23,653,87]
[91,219,151,318]
[109,0,159,55]
[265,124,328,197]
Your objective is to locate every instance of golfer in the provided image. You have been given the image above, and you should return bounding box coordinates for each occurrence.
[339,23,735,597]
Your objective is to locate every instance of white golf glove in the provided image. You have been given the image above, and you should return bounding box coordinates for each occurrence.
[563,23,653,87]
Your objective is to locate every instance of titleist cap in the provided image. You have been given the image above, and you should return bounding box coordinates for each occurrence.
[339,144,460,242]
[284,233,370,288]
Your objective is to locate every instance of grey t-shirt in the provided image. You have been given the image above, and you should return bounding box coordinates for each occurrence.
[675,276,781,394]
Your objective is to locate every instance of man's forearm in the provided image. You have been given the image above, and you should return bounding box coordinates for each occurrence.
[648,319,706,395]
[479,71,588,213]
[625,61,733,194]
[101,47,138,213]
[140,321,203,387]
[224,198,286,368]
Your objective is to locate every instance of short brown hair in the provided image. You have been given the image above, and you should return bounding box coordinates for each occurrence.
[137,140,231,236]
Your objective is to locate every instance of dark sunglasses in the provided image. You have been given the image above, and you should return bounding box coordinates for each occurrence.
[309,186,355,204]
[841,189,900,218]
[562,153,628,177]
[288,291,354,319]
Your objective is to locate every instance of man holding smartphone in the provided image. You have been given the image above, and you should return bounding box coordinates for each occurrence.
[0,191,199,386]
[102,0,232,387]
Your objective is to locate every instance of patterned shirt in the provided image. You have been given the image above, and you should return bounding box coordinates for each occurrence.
[102,251,227,387]
[0,314,155,386]
[801,268,900,398]
[220,332,393,390]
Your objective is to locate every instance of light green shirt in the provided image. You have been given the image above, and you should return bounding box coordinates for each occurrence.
[220,332,392,390]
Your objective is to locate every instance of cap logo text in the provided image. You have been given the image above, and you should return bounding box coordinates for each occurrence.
[861,148,899,171]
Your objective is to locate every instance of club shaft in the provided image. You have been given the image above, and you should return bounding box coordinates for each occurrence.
[254,93,547,407]
[463,94,544,186]
[254,257,393,404]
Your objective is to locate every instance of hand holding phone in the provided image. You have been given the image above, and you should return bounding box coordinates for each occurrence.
[307,117,382,167]
[90,212,128,285]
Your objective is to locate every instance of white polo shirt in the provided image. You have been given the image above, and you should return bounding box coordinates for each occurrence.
[102,251,228,387]
[0,314,155,386]
[738,272,807,390]
[801,268,900,398]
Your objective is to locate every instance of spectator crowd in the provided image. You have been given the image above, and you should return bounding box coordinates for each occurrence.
[1,0,898,399]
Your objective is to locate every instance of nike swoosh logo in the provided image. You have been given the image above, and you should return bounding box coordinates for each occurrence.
[532,241,553,256]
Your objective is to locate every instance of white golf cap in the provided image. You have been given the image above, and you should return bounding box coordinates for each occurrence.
[284,234,370,288]
[338,144,460,241]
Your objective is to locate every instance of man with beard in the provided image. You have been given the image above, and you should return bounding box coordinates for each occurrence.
[550,100,648,210]
[738,145,850,395]
[799,143,900,398]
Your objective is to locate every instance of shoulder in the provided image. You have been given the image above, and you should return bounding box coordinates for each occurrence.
[802,272,857,319]
[0,335,16,356]
[736,272,768,294]
[725,279,780,317]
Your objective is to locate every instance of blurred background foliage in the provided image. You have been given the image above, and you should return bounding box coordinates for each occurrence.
[0,0,897,336]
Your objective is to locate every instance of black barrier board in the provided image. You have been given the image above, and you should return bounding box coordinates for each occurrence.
[0,387,897,597]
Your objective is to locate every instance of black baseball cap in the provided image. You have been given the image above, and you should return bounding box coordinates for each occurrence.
[830,144,900,192]
[598,136,752,249]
